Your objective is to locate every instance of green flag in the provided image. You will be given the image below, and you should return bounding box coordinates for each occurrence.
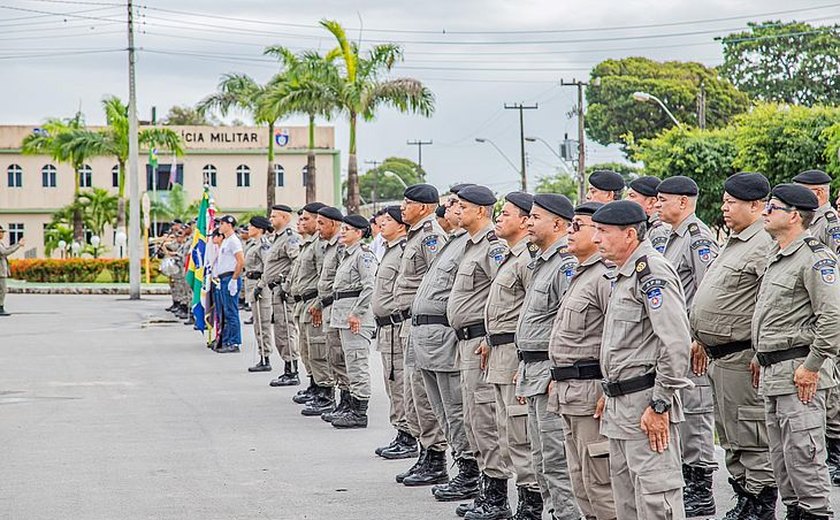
[149,147,158,169]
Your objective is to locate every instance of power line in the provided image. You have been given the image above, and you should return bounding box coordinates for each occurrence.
[0,48,123,60]
[0,4,125,23]
[0,28,123,41]
[0,5,119,26]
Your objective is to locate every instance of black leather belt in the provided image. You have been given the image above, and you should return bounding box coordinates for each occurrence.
[411,314,449,327]
[600,372,656,398]
[704,340,752,360]
[375,309,411,328]
[518,350,549,363]
[245,271,263,280]
[486,333,516,347]
[293,290,318,303]
[455,322,486,341]
[756,346,811,367]
[551,359,603,381]
[334,290,362,300]
[321,296,334,308]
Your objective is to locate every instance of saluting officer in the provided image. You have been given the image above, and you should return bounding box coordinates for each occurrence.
[586,170,625,203]
[753,184,840,520]
[656,175,719,517]
[592,200,692,520]
[626,176,669,254]
[516,194,580,520]
[329,214,378,429]
[244,216,275,372]
[547,201,616,520]
[483,192,543,520]
[690,173,777,519]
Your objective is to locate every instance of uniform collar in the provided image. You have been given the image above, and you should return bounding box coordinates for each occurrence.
[671,213,699,237]
[816,203,832,219]
[508,236,529,257]
[469,222,495,244]
[410,213,435,232]
[776,230,811,258]
[538,235,568,262]
[578,251,603,269]
[386,235,406,248]
[344,242,361,255]
[451,228,468,239]
[327,233,339,246]
[731,218,764,242]
[618,240,656,278]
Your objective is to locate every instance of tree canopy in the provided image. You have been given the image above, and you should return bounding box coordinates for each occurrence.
[162,105,219,126]
[358,157,425,202]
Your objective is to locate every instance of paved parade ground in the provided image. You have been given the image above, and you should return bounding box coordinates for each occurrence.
[2,294,839,519]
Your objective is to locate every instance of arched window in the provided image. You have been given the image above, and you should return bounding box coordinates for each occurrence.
[7,164,22,188]
[236,164,250,187]
[41,164,57,188]
[78,164,93,188]
[202,164,217,187]
[274,164,285,187]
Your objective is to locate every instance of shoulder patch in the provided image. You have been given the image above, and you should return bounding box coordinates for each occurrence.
[486,229,500,242]
[805,237,825,253]
[635,256,651,279]
[488,245,507,266]
[646,287,663,309]
[560,259,576,281]
[813,258,837,270]
[688,223,700,236]
[641,278,666,292]
[361,250,376,267]
[690,238,714,249]
[650,236,667,254]
[422,235,439,253]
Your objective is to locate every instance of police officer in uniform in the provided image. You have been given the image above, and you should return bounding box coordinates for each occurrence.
[244,216,275,372]
[483,192,543,520]
[586,170,625,203]
[626,176,669,254]
[0,224,23,316]
[329,214,378,429]
[592,200,692,520]
[656,175,719,517]
[516,194,580,520]
[548,201,617,520]
[264,204,302,386]
[372,206,418,458]
[753,184,840,520]
[690,173,777,519]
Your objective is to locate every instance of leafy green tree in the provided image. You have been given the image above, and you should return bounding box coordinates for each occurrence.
[321,19,436,213]
[586,57,750,152]
[719,21,840,106]
[535,171,580,202]
[76,188,118,238]
[162,105,219,126]
[358,157,425,202]
[149,184,200,223]
[43,223,73,257]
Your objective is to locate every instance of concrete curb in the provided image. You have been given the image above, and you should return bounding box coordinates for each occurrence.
[8,285,171,295]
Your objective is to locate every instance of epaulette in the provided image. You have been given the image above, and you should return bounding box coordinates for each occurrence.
[688,223,700,236]
[827,211,838,223]
[527,242,540,259]
[399,238,407,251]
[486,229,500,242]
[805,237,825,253]
[422,220,434,232]
[635,255,652,279]
[361,244,371,252]
[285,228,293,235]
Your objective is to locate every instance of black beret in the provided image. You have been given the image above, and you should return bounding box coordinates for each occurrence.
[504,191,534,214]
[300,201,326,215]
[435,205,447,218]
[249,216,272,232]
[404,183,439,204]
[219,214,237,226]
[450,183,475,194]
[533,194,574,221]
[574,201,605,216]
[658,176,699,196]
[343,214,370,231]
[591,200,647,226]
[172,219,184,224]
[237,225,249,234]
[589,170,625,192]
[724,172,770,201]
[793,169,832,186]
[271,203,293,213]
[628,176,661,197]
[383,205,406,225]
[771,184,819,211]
[317,206,344,222]
[458,185,496,206]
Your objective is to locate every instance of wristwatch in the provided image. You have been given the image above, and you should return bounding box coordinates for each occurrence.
[649,399,671,414]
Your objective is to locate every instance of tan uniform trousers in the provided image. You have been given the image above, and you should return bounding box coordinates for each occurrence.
[326,325,349,391]
[680,373,717,469]
[271,288,299,362]
[379,324,409,433]
[495,383,538,490]
[339,327,373,400]
[245,279,273,358]
[0,277,7,307]
[609,425,686,520]
[460,337,509,479]
[708,353,774,494]
[561,414,616,520]
[299,308,330,386]
[824,363,840,440]
[419,367,463,455]
[765,390,833,516]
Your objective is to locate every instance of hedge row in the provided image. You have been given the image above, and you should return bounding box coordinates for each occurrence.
[9,258,162,283]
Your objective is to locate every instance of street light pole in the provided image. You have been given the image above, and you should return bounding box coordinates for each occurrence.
[382,170,408,190]
[127,0,141,299]
[504,103,538,192]
[525,136,574,176]
[475,137,522,188]
[632,91,683,128]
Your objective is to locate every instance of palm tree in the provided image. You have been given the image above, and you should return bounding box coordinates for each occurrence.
[198,74,287,211]
[76,188,118,238]
[262,47,340,203]
[320,20,436,212]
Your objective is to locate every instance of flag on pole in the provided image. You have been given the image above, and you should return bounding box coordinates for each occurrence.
[148,147,158,169]
[186,188,210,330]
[168,152,177,188]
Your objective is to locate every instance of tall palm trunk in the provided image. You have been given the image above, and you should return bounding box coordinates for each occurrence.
[346,112,359,213]
[266,122,276,211]
[306,114,317,203]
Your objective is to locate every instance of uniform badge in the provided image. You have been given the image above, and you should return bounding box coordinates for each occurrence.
[423,235,439,253]
[489,245,507,266]
[698,247,711,263]
[635,261,647,273]
[646,287,663,309]
[821,268,836,284]
[651,237,667,254]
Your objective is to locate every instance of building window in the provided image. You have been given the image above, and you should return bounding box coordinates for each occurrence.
[236,164,250,187]
[274,164,285,187]
[302,165,309,187]
[79,164,93,188]
[112,165,120,188]
[7,164,22,188]
[8,223,24,245]
[202,164,217,187]
[42,164,57,187]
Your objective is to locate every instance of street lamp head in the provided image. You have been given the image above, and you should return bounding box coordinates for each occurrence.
[632,91,652,103]
[525,137,537,142]
[58,240,67,250]
[475,138,486,143]
[91,235,101,247]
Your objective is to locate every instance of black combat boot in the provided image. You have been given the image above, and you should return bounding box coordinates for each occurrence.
[380,430,419,460]
[465,476,511,520]
[403,448,449,487]
[743,486,777,520]
[183,311,195,325]
[799,512,830,520]
[301,386,335,416]
[269,362,293,386]
[375,431,401,457]
[286,360,300,386]
[396,447,426,483]
[248,356,272,373]
[684,465,715,517]
[455,474,486,517]
[0,306,9,316]
[434,457,480,501]
[165,302,177,312]
[512,487,543,520]
[292,377,316,403]
[332,397,369,429]
[721,478,752,520]
[827,437,840,485]
[173,304,186,319]
[321,390,351,423]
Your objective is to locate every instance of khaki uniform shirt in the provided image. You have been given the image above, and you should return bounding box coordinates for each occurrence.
[648,213,671,254]
[549,253,614,416]
[810,203,840,254]
[515,236,577,397]
[394,214,448,313]
[752,232,840,396]
[244,237,269,282]
[600,240,692,441]
[290,234,324,322]
[330,242,378,330]
[0,240,23,278]
[263,224,301,290]
[315,234,343,324]
[663,213,718,310]
[372,236,406,319]
[690,219,773,368]
[484,238,532,385]
[447,223,508,329]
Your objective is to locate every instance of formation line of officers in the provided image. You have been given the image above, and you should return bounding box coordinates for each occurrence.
[234,167,840,520]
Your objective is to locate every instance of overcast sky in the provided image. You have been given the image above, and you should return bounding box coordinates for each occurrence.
[2,0,838,196]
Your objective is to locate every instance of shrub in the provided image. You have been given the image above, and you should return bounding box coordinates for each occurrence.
[9,258,161,283]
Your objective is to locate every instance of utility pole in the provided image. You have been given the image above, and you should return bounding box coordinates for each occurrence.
[127,0,141,300]
[406,139,432,169]
[504,103,538,191]
[697,82,707,130]
[561,79,591,203]
[365,160,381,212]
